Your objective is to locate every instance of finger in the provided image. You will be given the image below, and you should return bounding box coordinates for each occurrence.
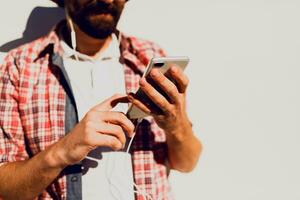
[91,93,129,112]
[93,133,123,151]
[91,122,126,148]
[168,66,189,93]
[139,77,171,112]
[128,93,165,116]
[149,68,180,104]
[87,111,135,137]
[104,112,135,137]
[128,94,151,114]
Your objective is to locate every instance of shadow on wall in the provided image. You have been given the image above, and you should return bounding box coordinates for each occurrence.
[0,6,65,53]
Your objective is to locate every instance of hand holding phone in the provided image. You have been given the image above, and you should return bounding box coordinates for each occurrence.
[126,56,189,119]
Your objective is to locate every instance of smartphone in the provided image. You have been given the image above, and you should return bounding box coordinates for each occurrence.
[126,56,189,119]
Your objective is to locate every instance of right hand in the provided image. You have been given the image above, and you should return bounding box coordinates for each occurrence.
[57,94,135,167]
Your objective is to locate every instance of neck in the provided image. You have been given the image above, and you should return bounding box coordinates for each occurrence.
[63,22,112,58]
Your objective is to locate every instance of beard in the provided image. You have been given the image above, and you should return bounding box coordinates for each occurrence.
[69,1,124,39]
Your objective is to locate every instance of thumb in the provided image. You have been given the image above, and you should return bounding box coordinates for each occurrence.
[91,93,129,111]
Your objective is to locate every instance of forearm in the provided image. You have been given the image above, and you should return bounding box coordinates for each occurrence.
[166,124,202,172]
[0,96,135,200]
[0,141,66,200]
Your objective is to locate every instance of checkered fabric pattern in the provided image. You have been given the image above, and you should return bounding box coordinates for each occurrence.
[0,23,173,199]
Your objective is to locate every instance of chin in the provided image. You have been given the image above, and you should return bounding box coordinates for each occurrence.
[74,18,116,39]
[81,24,116,39]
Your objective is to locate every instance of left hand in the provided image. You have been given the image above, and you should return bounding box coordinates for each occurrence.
[128,66,192,138]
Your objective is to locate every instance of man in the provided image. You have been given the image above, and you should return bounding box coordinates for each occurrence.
[0,0,202,199]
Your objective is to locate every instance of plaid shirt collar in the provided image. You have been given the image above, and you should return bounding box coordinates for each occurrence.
[38,21,147,78]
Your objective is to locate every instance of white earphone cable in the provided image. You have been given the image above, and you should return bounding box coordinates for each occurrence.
[65,7,152,199]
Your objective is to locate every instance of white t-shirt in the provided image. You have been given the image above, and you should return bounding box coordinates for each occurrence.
[61,34,127,118]
[61,34,134,200]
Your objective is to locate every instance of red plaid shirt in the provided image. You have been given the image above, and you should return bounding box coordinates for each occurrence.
[0,23,173,199]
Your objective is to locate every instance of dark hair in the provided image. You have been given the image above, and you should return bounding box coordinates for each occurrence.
[54,0,130,8]
[54,0,65,7]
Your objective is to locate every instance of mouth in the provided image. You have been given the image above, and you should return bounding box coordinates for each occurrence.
[89,12,114,21]
[87,3,115,15]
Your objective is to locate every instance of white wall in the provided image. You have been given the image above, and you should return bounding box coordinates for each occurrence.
[1,0,300,199]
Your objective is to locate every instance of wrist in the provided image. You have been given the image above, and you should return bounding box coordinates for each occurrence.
[166,119,194,143]
[44,138,70,170]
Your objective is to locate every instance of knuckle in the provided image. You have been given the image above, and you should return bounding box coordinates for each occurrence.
[116,126,123,135]
[117,112,126,120]
[107,138,113,146]
[185,77,190,85]
[183,78,189,87]
[169,84,178,94]
[114,126,125,141]
[85,121,94,129]
[169,112,177,120]
[166,106,177,118]
[157,99,166,107]
[83,126,92,135]
[119,113,131,125]
[156,73,165,82]
[131,99,138,106]
[83,132,93,145]
[85,111,95,121]
[171,109,177,117]
[109,138,122,150]
[120,132,126,143]
[129,122,135,133]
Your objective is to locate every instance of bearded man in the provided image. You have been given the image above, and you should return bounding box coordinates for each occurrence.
[0,0,202,199]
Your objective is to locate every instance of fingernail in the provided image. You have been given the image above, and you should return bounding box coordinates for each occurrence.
[140,78,146,86]
[151,69,159,77]
[171,66,177,73]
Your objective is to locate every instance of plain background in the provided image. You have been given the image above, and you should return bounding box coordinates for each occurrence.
[1,0,300,199]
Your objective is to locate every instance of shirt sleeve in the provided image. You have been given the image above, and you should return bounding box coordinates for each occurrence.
[0,54,29,164]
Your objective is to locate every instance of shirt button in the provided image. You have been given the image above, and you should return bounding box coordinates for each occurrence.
[71,176,78,182]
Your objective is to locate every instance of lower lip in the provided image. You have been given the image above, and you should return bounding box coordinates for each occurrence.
[91,13,112,19]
